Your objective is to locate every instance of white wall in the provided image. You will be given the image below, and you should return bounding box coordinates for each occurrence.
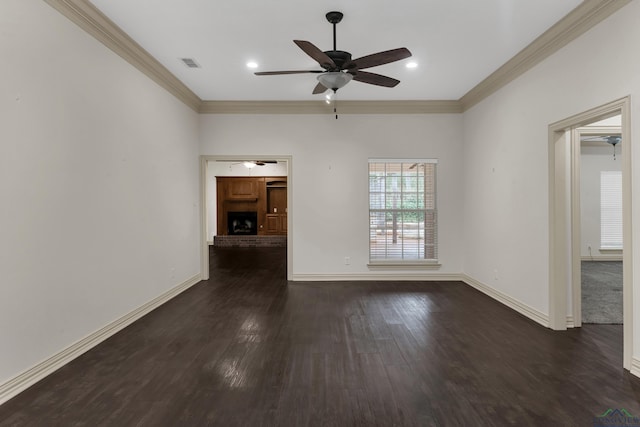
[0,0,200,386]
[461,1,640,350]
[200,114,464,276]
[4,0,639,395]
[580,142,622,258]
[206,161,288,241]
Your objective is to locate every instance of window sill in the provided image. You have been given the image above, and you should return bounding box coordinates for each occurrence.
[367,261,441,270]
[599,248,623,253]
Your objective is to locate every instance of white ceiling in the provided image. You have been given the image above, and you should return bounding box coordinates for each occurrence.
[89,0,582,101]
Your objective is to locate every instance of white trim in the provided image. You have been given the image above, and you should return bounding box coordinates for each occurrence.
[631,358,640,378]
[462,275,550,327]
[460,0,631,111]
[200,156,209,281]
[571,128,583,328]
[566,315,576,328]
[293,273,550,329]
[548,96,632,370]
[199,155,293,281]
[291,273,462,282]
[0,274,201,405]
[43,0,201,111]
[45,1,629,113]
[199,100,463,115]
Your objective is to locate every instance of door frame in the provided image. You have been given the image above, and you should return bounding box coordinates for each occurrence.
[199,155,293,281]
[572,124,622,327]
[548,96,632,370]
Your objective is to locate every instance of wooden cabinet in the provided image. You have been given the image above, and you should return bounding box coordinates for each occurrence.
[216,176,287,236]
[226,178,259,200]
[265,213,287,234]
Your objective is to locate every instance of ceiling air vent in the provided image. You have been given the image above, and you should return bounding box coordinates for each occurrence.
[180,58,200,68]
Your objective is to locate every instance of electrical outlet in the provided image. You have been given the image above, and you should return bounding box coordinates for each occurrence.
[344,257,351,265]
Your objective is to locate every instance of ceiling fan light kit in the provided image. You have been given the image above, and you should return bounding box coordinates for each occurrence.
[254,10,412,108]
[317,72,353,91]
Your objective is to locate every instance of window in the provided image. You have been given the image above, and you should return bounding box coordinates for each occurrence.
[369,159,437,263]
[600,170,622,250]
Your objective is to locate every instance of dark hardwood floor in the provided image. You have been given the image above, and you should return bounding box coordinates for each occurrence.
[2,247,640,426]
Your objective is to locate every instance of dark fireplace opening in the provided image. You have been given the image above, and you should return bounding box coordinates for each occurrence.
[228,211,258,235]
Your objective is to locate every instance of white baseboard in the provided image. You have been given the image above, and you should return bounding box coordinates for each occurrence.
[461,275,549,327]
[292,273,550,328]
[566,315,575,328]
[0,274,202,405]
[631,357,640,378]
[291,273,464,281]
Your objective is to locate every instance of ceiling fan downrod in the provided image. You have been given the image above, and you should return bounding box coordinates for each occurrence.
[326,11,343,52]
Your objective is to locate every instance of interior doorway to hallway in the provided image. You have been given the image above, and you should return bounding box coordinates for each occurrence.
[548,97,632,371]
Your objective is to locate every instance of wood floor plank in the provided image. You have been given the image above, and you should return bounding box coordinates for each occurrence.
[1,246,640,426]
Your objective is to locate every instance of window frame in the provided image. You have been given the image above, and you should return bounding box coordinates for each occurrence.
[367,158,440,268]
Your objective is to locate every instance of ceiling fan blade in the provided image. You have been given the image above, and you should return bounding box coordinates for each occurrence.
[294,40,336,69]
[352,71,400,88]
[351,47,412,70]
[255,70,324,75]
[312,82,328,94]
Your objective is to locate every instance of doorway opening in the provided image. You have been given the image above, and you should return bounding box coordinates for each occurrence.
[578,118,622,326]
[548,97,631,370]
[199,155,293,281]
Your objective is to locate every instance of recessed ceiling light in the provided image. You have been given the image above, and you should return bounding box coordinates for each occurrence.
[406,62,418,69]
[246,61,258,69]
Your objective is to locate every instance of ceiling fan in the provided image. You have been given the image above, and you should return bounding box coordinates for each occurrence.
[218,160,278,168]
[254,11,412,95]
[248,160,277,166]
[581,135,621,159]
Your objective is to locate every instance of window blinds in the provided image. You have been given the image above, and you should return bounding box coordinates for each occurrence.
[600,170,622,249]
[368,160,438,261]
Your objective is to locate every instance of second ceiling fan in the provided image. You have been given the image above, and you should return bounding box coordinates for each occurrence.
[255,11,412,95]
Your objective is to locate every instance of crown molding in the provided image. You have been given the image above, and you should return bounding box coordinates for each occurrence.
[199,100,463,114]
[45,0,630,115]
[459,0,631,111]
[43,0,202,112]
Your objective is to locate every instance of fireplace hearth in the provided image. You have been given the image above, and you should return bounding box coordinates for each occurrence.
[228,211,258,235]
